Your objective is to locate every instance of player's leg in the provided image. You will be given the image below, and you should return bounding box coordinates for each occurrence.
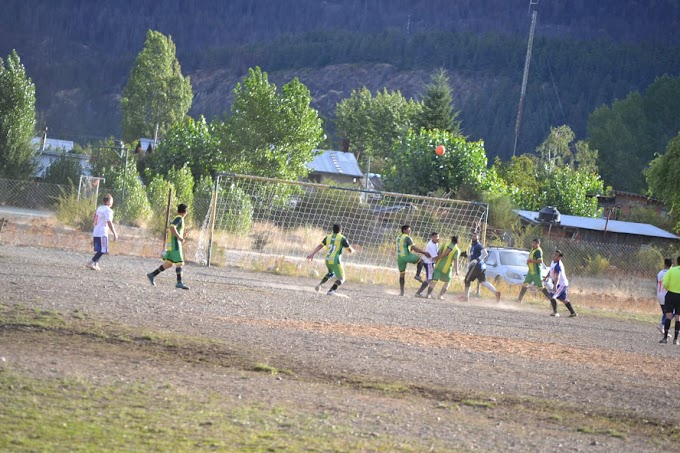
[175,262,189,290]
[479,272,501,302]
[416,263,433,296]
[317,263,333,292]
[415,260,424,282]
[559,288,577,317]
[327,264,344,295]
[397,257,407,296]
[661,302,674,343]
[88,237,104,270]
[659,303,666,334]
[673,312,680,345]
[147,260,173,286]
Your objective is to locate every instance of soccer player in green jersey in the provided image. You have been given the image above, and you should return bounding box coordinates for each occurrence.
[517,238,551,303]
[396,225,431,296]
[146,203,190,290]
[660,256,680,344]
[425,235,461,299]
[307,224,355,296]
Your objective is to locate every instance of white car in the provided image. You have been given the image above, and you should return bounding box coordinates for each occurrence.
[483,247,552,288]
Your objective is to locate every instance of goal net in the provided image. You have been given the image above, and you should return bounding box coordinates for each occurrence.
[195,173,488,271]
[78,175,105,207]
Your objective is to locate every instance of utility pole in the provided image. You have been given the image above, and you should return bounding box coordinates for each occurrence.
[512,0,539,157]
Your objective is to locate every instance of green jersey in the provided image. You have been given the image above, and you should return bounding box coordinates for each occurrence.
[528,247,543,275]
[435,242,460,274]
[396,233,414,257]
[322,233,350,265]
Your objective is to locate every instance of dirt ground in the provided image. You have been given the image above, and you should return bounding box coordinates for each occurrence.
[1,239,679,451]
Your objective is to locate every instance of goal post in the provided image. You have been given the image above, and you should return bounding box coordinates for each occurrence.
[196,173,488,270]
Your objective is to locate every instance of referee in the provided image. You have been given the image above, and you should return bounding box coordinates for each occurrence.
[661,256,680,344]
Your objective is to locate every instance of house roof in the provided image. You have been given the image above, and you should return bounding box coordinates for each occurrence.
[31,137,74,152]
[515,209,679,240]
[307,150,363,178]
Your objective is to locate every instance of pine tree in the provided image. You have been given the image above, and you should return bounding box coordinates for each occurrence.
[417,68,462,136]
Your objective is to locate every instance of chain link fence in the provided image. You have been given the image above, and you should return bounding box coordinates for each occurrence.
[0,178,74,213]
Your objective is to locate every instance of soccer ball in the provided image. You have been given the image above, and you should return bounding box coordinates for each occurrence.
[435,145,446,156]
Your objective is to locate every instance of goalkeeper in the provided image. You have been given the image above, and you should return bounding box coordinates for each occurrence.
[307,224,355,296]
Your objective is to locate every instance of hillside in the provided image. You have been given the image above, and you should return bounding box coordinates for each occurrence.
[1,0,679,160]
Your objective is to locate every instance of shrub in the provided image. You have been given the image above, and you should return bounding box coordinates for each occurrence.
[584,254,611,276]
[104,161,152,227]
[145,175,176,236]
[214,186,253,234]
[55,193,96,232]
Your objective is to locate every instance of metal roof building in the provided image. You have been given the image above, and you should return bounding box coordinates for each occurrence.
[306,150,363,184]
[515,209,679,243]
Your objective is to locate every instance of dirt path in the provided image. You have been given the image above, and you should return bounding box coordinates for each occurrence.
[1,244,678,451]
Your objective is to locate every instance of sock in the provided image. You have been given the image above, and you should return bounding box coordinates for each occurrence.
[318,276,330,287]
[481,281,497,293]
[439,288,447,297]
[399,276,405,294]
[417,281,429,294]
[564,301,575,314]
[152,265,165,277]
[518,286,527,302]
[541,288,551,300]
[176,267,182,283]
[464,285,471,300]
[329,280,341,292]
[550,299,558,313]
[664,318,672,337]
[415,261,423,277]
[675,320,680,340]
[427,286,434,296]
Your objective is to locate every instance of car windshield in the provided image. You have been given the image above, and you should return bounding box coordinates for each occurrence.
[499,250,529,266]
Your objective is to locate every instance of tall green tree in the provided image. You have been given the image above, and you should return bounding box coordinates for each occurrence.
[645,132,680,230]
[0,50,37,179]
[121,30,193,144]
[218,67,323,180]
[416,68,462,135]
[335,87,421,171]
[383,129,495,196]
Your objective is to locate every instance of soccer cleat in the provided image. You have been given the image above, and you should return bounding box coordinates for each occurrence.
[550,311,559,317]
[438,295,445,300]
[657,324,665,335]
[414,275,424,283]
[327,290,335,296]
[86,261,97,271]
[660,337,668,344]
[569,312,578,318]
[93,262,101,271]
[399,292,405,297]
[674,339,679,346]
[495,291,501,302]
[314,285,320,292]
[176,282,190,290]
[146,273,156,286]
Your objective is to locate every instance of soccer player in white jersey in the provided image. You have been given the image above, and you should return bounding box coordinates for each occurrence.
[544,249,577,317]
[416,232,440,297]
[86,193,118,271]
[657,258,673,334]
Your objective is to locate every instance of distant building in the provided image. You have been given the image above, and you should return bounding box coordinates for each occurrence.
[597,190,667,217]
[515,209,678,245]
[31,136,90,178]
[306,150,363,185]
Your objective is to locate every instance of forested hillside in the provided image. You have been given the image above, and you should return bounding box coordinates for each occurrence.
[1,0,679,168]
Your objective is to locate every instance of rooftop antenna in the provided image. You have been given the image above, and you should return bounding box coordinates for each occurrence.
[512,0,539,157]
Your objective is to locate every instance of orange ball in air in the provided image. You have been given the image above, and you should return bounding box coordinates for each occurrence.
[435,145,446,156]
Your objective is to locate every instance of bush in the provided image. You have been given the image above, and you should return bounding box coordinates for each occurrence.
[55,193,95,232]
[214,186,253,233]
[43,153,85,186]
[104,161,152,227]
[584,254,611,276]
[145,175,176,236]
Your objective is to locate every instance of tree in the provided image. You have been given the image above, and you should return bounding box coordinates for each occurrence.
[646,132,680,230]
[383,128,493,196]
[416,68,462,135]
[147,116,218,181]
[0,50,37,179]
[43,153,84,186]
[335,87,421,171]
[218,67,323,180]
[121,30,193,144]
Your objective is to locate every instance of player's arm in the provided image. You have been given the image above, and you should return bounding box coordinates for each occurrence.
[434,247,451,263]
[107,220,118,241]
[307,241,325,261]
[343,238,355,254]
[411,245,430,258]
[454,254,460,275]
[169,224,184,243]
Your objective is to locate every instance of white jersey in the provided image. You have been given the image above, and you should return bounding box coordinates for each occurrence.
[549,260,568,288]
[657,269,669,305]
[93,205,114,237]
[422,240,439,264]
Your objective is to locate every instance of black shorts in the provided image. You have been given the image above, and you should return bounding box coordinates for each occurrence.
[464,265,486,284]
[664,292,680,314]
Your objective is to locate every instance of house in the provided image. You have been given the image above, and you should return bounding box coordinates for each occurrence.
[306,150,363,185]
[31,136,91,178]
[597,190,667,217]
[515,209,679,245]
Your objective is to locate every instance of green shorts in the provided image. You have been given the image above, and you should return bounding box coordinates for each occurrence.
[325,260,345,281]
[163,249,184,265]
[432,268,453,282]
[523,272,543,287]
[397,253,421,273]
